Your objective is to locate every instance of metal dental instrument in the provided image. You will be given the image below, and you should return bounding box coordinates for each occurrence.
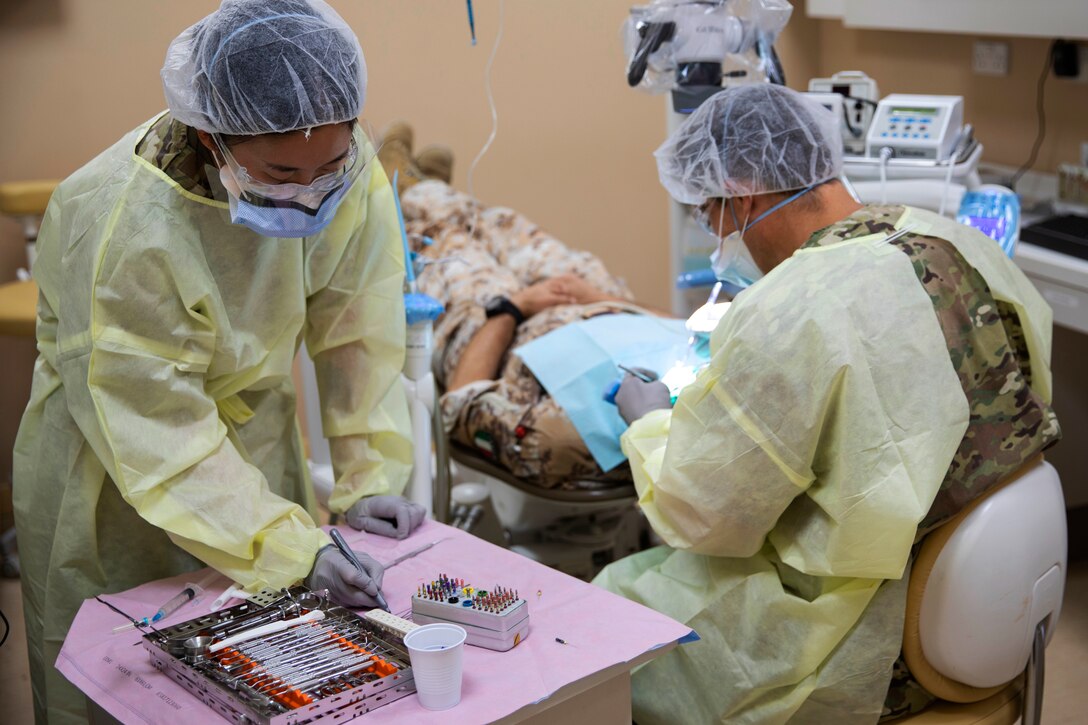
[381,538,447,569]
[96,595,163,639]
[329,528,390,611]
[617,364,655,383]
[233,624,335,659]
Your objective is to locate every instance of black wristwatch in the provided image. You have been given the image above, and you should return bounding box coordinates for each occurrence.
[484,296,526,325]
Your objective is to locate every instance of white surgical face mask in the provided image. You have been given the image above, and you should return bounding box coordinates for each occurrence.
[709,200,763,289]
[213,127,367,238]
[707,186,818,289]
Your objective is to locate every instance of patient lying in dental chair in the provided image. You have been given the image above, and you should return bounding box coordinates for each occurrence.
[398,180,664,490]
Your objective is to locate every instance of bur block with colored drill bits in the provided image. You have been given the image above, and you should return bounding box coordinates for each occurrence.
[411,574,529,651]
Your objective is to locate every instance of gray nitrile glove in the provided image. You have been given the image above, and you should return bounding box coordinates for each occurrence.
[306,544,386,609]
[615,368,672,425]
[345,495,427,539]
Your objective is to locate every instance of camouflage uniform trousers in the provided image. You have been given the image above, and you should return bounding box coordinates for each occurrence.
[881,655,939,721]
[400,180,642,489]
[806,204,1062,720]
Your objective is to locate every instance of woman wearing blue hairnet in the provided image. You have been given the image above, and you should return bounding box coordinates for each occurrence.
[13,2,423,721]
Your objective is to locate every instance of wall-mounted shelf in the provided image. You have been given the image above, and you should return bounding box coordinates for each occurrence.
[806,0,1088,40]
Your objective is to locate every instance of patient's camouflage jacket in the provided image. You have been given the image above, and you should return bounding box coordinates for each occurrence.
[400,181,639,490]
[803,205,1061,721]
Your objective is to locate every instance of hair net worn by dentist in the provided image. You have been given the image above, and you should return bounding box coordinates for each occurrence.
[655,83,843,205]
[162,0,367,135]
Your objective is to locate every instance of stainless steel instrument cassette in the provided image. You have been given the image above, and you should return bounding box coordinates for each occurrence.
[143,587,415,724]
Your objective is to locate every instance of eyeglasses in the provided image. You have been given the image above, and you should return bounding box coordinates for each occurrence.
[688,199,720,234]
[213,124,372,210]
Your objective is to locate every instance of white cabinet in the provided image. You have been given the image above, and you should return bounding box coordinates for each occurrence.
[1014,242,1088,336]
[806,0,845,18]
[806,0,1088,40]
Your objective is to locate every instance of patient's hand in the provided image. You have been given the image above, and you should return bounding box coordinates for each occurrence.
[550,274,619,305]
[510,279,576,318]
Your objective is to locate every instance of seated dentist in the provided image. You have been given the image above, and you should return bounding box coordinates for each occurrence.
[13,2,424,721]
[594,84,1061,724]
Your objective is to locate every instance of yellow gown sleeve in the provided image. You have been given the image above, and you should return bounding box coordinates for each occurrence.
[65,243,329,594]
[305,160,413,514]
[621,336,822,559]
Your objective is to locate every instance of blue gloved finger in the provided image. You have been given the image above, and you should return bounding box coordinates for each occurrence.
[360,516,400,539]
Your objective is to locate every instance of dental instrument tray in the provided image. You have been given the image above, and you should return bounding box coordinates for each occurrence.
[142,587,415,724]
[411,573,529,651]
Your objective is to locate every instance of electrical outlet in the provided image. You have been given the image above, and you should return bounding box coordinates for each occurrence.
[973,40,1009,76]
[1052,41,1088,83]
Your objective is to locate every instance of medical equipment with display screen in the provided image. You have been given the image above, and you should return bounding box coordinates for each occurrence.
[866,94,964,162]
[831,89,984,217]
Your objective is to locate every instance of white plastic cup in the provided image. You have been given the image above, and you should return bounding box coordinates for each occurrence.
[404,623,468,710]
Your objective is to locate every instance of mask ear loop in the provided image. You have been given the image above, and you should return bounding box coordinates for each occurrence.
[729,197,751,238]
[712,198,729,264]
[211,134,250,192]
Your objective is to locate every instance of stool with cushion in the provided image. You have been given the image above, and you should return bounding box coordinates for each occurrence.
[0,179,57,578]
[896,456,1067,725]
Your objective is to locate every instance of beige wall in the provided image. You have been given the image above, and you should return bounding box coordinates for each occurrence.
[4,2,1083,300]
[0,0,678,307]
[1,1,1085,480]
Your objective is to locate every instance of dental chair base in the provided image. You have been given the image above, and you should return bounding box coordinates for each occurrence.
[449,446,646,581]
[449,481,507,547]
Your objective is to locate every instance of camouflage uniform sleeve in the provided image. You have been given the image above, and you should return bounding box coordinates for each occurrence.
[890,234,1061,533]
